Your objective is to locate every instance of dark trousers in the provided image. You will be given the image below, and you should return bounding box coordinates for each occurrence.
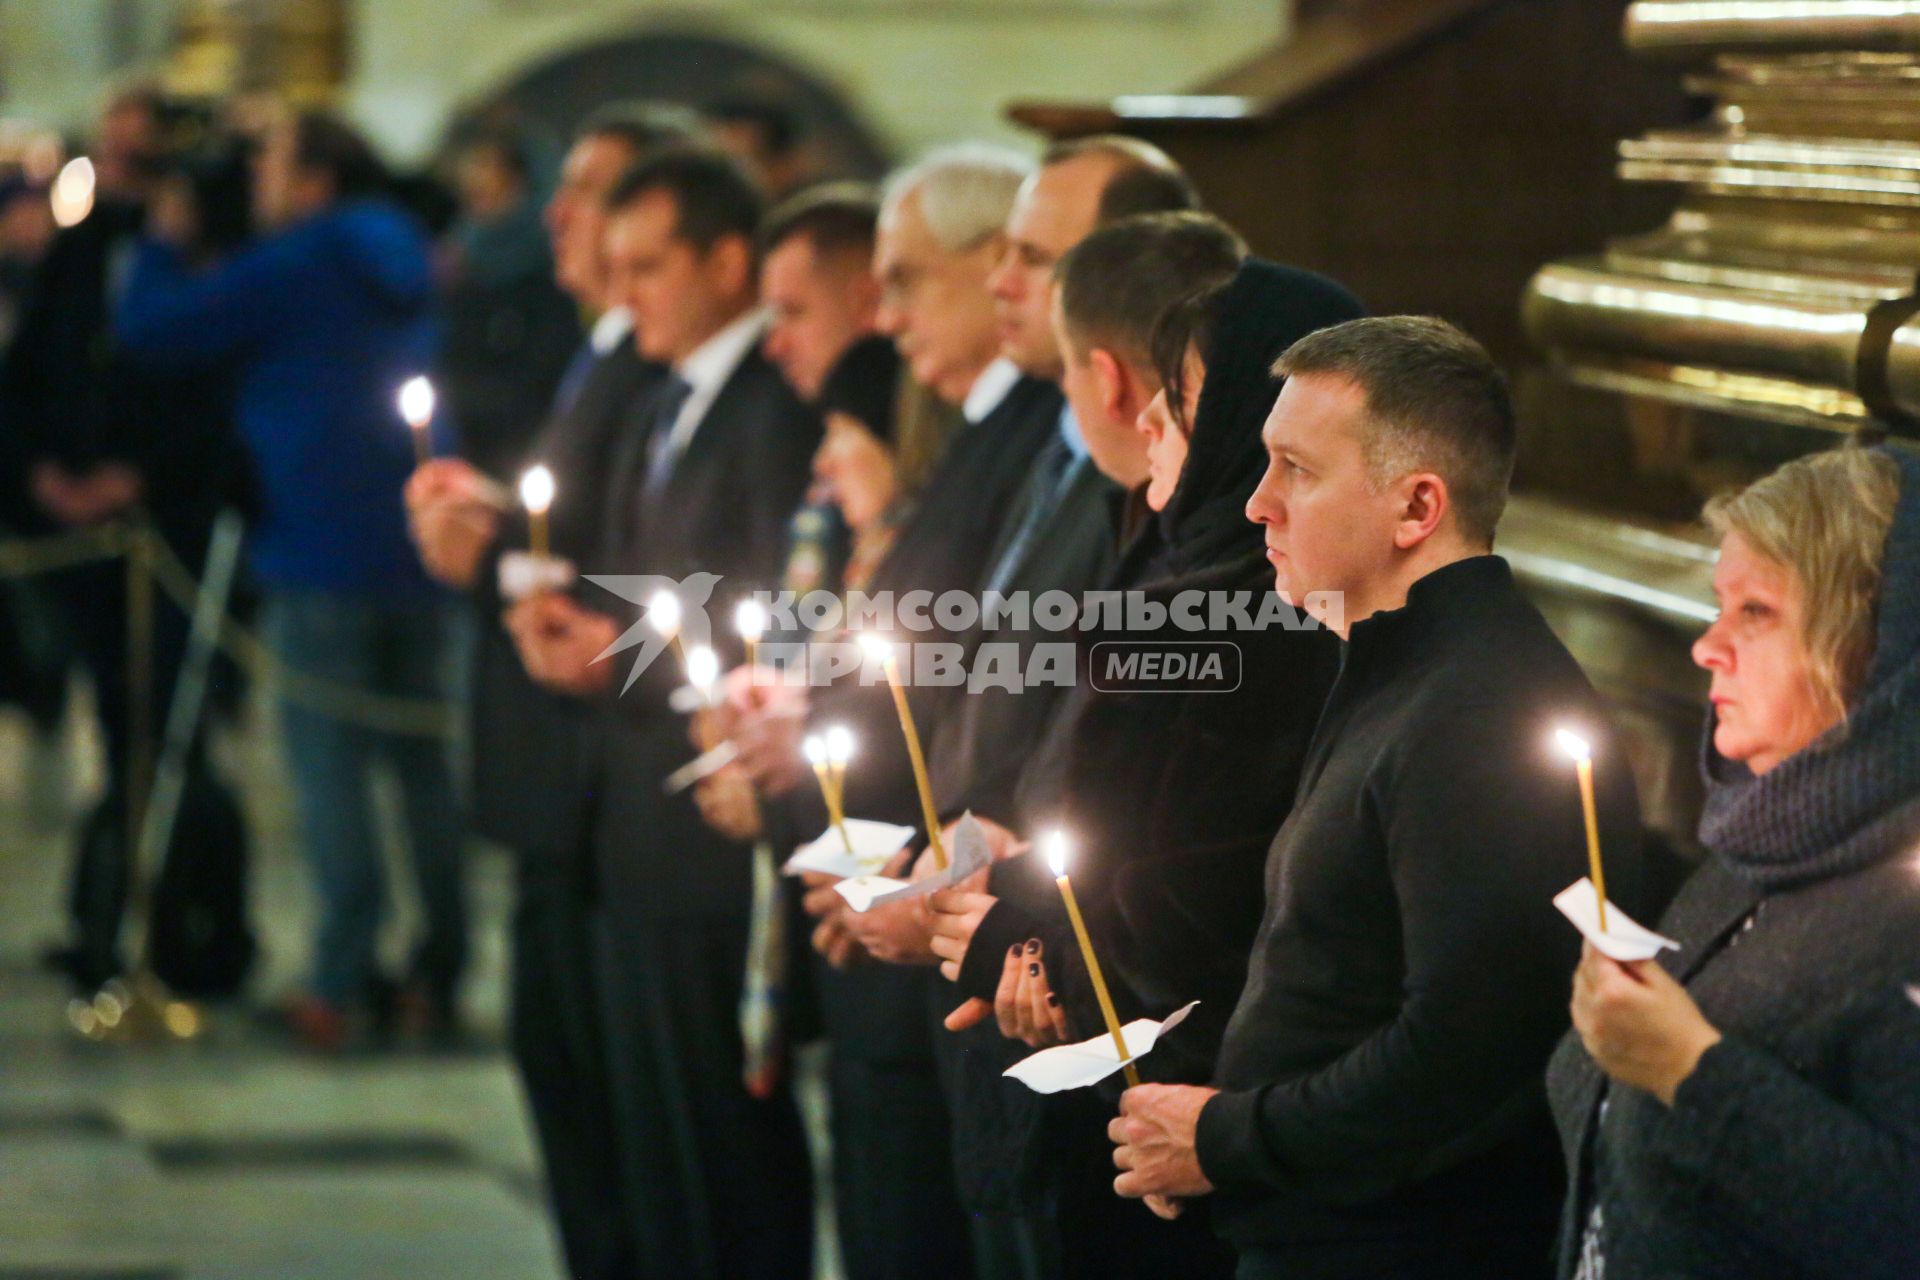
[48,553,194,987]
[509,863,635,1280]
[828,1053,971,1280]
[593,906,814,1279]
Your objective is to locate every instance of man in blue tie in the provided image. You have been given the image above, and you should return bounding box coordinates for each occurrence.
[405,103,697,1280]
[506,148,820,1280]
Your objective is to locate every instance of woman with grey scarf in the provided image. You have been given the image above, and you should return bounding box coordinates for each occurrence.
[1547,443,1920,1279]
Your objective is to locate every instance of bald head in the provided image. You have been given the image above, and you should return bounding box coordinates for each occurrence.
[990,137,1198,379]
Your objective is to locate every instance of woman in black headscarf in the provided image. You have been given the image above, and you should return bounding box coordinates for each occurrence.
[940,258,1364,1276]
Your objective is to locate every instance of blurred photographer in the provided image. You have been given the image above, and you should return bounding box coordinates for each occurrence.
[0,84,258,997]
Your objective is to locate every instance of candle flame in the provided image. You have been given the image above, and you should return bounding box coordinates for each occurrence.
[50,156,94,228]
[518,464,555,514]
[824,725,854,765]
[1044,829,1071,878]
[398,376,435,428]
[803,735,828,766]
[1555,728,1592,763]
[735,598,768,641]
[858,633,894,663]
[647,590,682,638]
[686,645,719,691]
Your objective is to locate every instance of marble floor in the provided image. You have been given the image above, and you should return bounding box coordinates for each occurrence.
[0,687,839,1280]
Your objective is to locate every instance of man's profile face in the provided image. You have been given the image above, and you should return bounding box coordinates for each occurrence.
[988,154,1111,380]
[762,235,874,401]
[1050,290,1150,489]
[872,190,1002,405]
[545,135,634,304]
[1246,372,1398,630]
[604,189,742,365]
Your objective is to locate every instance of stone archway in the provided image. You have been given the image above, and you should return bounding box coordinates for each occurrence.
[452,28,890,183]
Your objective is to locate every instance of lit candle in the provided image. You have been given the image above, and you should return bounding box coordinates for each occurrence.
[518,464,555,560]
[1046,831,1139,1089]
[1556,728,1609,933]
[398,375,436,466]
[736,598,768,671]
[686,644,721,708]
[648,589,687,671]
[804,731,855,853]
[859,634,946,869]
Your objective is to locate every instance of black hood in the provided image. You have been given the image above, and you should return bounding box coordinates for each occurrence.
[1154,257,1366,577]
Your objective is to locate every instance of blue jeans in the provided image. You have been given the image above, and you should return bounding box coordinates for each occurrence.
[265,588,468,1006]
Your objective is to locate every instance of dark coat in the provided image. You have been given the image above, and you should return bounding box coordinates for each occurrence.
[467,336,661,870]
[438,250,581,482]
[587,344,819,918]
[1546,851,1920,1280]
[0,197,253,540]
[778,372,1060,1066]
[924,455,1122,823]
[1196,555,1645,1270]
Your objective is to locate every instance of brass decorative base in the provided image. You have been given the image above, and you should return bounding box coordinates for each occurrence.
[68,973,207,1044]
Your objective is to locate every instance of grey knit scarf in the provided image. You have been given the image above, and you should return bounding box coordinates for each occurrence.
[1698,445,1920,889]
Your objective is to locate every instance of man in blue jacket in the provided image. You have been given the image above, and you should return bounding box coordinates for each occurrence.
[117,110,466,1051]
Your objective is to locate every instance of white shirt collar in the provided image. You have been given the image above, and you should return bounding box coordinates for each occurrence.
[962,357,1021,425]
[658,307,769,462]
[589,306,633,356]
[675,307,767,401]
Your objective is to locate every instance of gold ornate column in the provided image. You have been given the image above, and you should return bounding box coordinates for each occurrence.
[1525,4,1920,436]
[166,0,349,105]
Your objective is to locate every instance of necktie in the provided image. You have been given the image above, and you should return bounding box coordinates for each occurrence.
[981,431,1078,597]
[642,374,695,497]
[551,339,599,418]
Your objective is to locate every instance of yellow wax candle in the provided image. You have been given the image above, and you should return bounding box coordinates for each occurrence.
[1556,729,1609,933]
[1046,832,1139,1089]
[399,375,435,466]
[736,599,768,673]
[648,590,688,672]
[518,464,554,561]
[860,635,945,870]
[805,734,855,854]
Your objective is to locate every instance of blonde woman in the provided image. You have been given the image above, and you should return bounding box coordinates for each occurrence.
[1548,444,1920,1279]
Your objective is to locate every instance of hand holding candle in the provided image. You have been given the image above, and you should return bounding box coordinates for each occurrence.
[1046,830,1139,1089]
[398,375,436,466]
[518,464,555,560]
[1555,728,1609,933]
[860,634,946,870]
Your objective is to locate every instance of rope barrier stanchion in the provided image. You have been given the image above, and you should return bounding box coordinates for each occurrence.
[0,525,126,578]
[143,532,460,741]
[0,523,458,739]
[0,520,460,1045]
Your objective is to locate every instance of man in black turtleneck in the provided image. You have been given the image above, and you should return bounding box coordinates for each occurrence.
[1108,317,1646,1280]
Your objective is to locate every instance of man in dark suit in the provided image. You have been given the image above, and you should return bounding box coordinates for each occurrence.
[506,148,819,1280]
[823,138,1202,1280]
[406,104,698,1280]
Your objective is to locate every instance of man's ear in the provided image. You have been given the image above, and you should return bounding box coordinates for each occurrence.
[1392,472,1451,551]
[709,234,755,299]
[1089,348,1127,422]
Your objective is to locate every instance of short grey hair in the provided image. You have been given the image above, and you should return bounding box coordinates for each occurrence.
[881,142,1033,252]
